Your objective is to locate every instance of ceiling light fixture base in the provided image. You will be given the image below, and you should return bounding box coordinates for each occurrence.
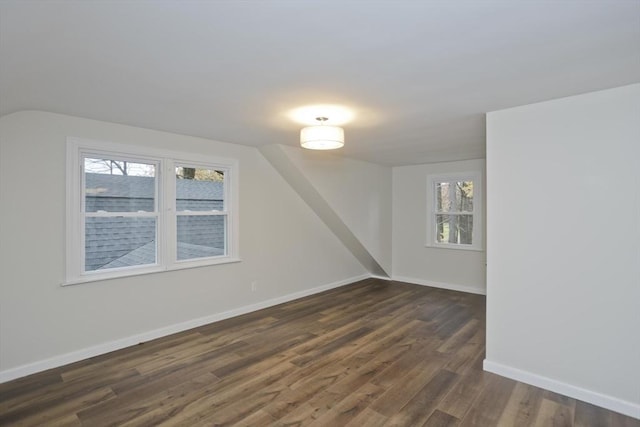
[300,117,345,150]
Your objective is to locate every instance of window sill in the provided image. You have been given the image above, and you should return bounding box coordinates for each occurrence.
[62,257,242,286]
[424,244,484,252]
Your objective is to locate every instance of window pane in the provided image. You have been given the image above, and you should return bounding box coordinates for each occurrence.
[177,215,226,260]
[436,214,450,242]
[176,167,224,211]
[437,180,474,213]
[436,214,473,245]
[458,214,474,244]
[436,182,451,212]
[455,181,474,212]
[84,158,156,212]
[85,217,156,271]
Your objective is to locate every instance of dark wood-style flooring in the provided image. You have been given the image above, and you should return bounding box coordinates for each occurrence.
[1,279,638,426]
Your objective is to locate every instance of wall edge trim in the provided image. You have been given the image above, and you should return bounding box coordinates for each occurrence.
[483,359,640,419]
[392,275,486,295]
[0,273,370,384]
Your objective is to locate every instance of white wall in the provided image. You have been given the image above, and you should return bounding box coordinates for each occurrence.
[485,84,640,417]
[0,111,367,380]
[392,160,486,294]
[276,145,393,275]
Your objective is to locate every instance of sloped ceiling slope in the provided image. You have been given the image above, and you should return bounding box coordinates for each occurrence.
[1,1,639,165]
[261,144,391,277]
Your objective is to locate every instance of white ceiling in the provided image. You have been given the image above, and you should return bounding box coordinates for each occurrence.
[1,1,639,166]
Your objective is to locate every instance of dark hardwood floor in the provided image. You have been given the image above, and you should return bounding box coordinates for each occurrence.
[1,279,638,426]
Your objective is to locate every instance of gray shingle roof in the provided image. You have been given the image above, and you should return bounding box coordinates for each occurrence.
[84,173,225,271]
[100,241,224,269]
[85,173,224,200]
[85,217,157,270]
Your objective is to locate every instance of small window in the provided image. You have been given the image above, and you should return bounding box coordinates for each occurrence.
[66,138,239,285]
[427,172,482,251]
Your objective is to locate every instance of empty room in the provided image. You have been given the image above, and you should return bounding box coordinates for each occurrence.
[0,1,638,426]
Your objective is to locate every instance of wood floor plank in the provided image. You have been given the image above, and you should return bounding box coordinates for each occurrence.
[344,407,389,427]
[134,338,249,375]
[533,398,574,427]
[175,381,290,426]
[0,369,63,400]
[437,318,481,354]
[433,304,475,339]
[422,409,461,427]
[328,338,418,397]
[442,328,485,374]
[368,352,447,417]
[307,382,386,426]
[145,361,296,426]
[336,319,424,371]
[574,400,612,427]
[384,369,459,427]
[496,381,545,427]
[458,373,516,426]
[4,386,116,427]
[187,360,345,425]
[259,364,352,422]
[213,332,315,378]
[289,326,373,368]
[78,372,219,427]
[59,331,206,382]
[262,389,335,423]
[0,367,138,421]
[1,278,635,426]
[270,403,321,426]
[436,368,489,420]
[611,412,640,427]
[369,340,436,390]
[231,408,277,426]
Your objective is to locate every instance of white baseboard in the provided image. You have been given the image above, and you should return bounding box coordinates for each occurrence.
[392,275,486,295]
[483,359,640,420]
[0,274,369,384]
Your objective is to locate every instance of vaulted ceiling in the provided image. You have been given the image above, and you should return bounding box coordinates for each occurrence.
[1,1,638,165]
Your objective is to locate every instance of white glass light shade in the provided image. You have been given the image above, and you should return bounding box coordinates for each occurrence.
[300,125,345,150]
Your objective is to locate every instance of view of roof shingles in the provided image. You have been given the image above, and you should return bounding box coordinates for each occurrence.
[84,173,225,270]
[85,173,224,200]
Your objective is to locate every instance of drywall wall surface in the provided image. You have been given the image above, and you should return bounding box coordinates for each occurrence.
[260,145,387,277]
[392,160,486,294]
[486,84,640,412]
[275,145,392,276]
[0,111,366,376]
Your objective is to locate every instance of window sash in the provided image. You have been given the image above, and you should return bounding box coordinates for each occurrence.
[174,163,226,213]
[172,162,229,263]
[81,155,159,214]
[175,213,228,262]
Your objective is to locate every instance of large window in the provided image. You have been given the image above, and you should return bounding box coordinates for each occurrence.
[66,138,238,285]
[426,172,482,251]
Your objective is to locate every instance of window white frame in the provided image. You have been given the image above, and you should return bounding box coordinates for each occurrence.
[173,161,229,263]
[426,171,482,251]
[65,137,240,285]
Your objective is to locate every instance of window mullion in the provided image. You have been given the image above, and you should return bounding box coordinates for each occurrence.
[175,211,228,216]
[163,159,175,268]
[85,212,159,218]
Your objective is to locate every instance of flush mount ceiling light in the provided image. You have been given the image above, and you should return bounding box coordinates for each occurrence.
[300,117,345,150]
